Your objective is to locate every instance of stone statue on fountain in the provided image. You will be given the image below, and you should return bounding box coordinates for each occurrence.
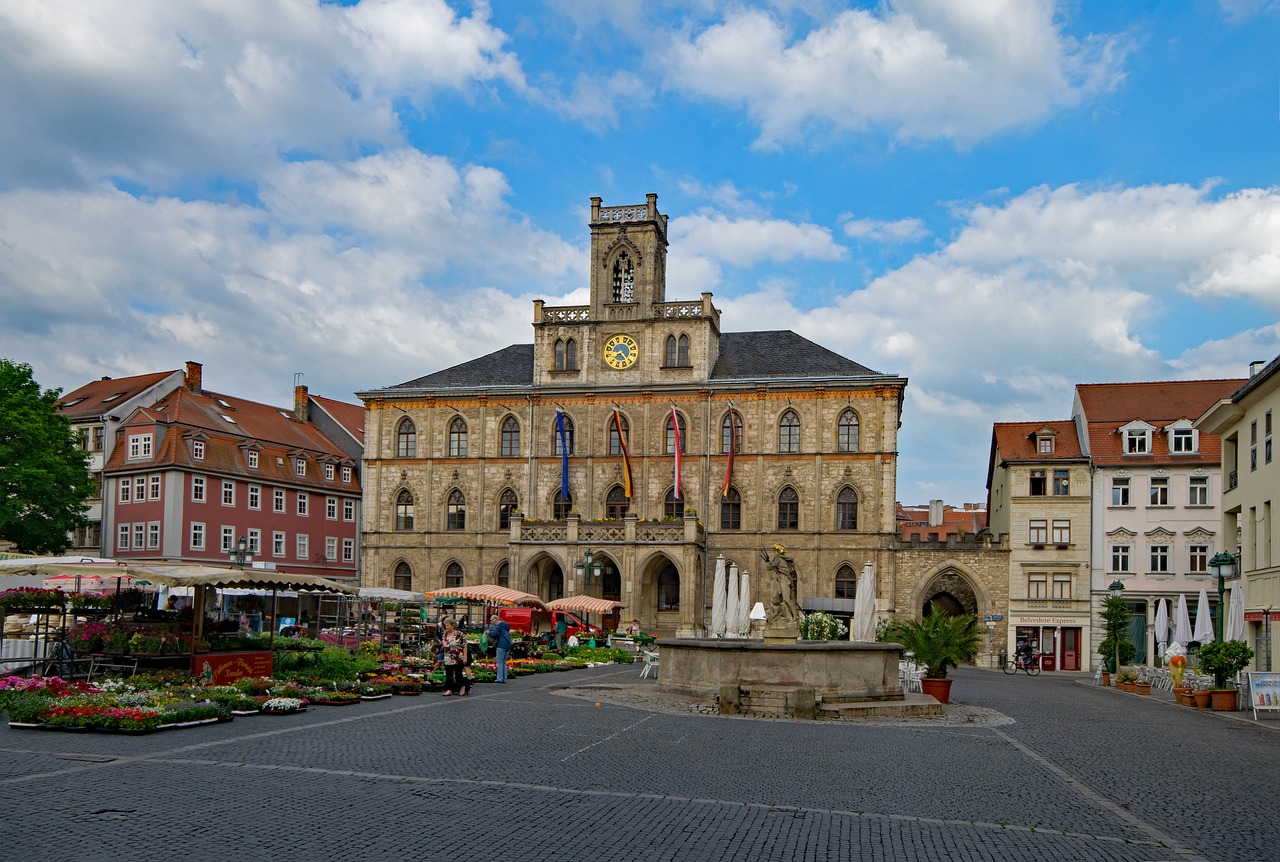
[761,544,802,641]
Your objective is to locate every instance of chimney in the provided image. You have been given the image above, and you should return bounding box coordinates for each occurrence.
[929,499,944,527]
[184,361,203,392]
[1251,360,1267,377]
[294,384,309,421]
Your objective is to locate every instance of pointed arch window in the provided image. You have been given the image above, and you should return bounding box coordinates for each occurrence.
[657,564,680,610]
[608,413,629,456]
[606,486,629,520]
[663,334,691,367]
[721,411,743,453]
[720,487,741,530]
[448,417,468,457]
[553,414,574,456]
[553,490,572,520]
[498,489,519,531]
[665,335,678,366]
[664,488,684,519]
[777,486,799,531]
[779,409,800,453]
[445,561,464,588]
[837,409,860,453]
[836,486,858,531]
[555,339,566,370]
[835,564,856,599]
[565,338,577,370]
[447,489,466,531]
[500,415,520,457]
[396,418,416,458]
[394,489,415,531]
[496,561,510,588]
[665,411,686,454]
[612,251,634,303]
[393,561,413,592]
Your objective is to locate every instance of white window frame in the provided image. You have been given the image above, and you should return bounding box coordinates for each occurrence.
[192,440,205,460]
[133,523,144,549]
[128,434,153,459]
[325,536,337,561]
[1149,477,1169,507]
[1111,544,1131,573]
[342,538,354,562]
[297,492,309,517]
[273,488,285,513]
[295,458,306,477]
[343,499,355,521]
[1125,428,1149,454]
[221,526,235,553]
[272,531,286,558]
[147,522,160,549]
[1171,428,1196,453]
[134,477,145,501]
[324,464,335,481]
[247,450,259,469]
[1149,544,1169,573]
[190,522,205,551]
[1188,476,1209,507]
[247,529,260,556]
[222,480,235,507]
[296,534,309,560]
[149,474,161,500]
[1189,544,1209,574]
[117,524,130,552]
[341,466,352,484]
[119,481,131,504]
[326,496,338,520]
[1111,477,1131,507]
[248,485,261,510]
[192,475,205,503]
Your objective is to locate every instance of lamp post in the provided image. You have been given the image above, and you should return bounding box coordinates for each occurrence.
[1108,579,1125,679]
[230,536,251,570]
[1208,551,1236,644]
[573,548,602,593]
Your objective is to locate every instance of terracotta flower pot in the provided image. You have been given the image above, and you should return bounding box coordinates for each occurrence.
[1210,689,1238,711]
[920,677,953,704]
[1192,690,1212,708]
[1136,682,1152,695]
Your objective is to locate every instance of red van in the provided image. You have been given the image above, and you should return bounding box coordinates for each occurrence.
[498,607,600,638]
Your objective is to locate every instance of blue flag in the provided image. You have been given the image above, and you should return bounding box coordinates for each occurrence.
[557,408,569,498]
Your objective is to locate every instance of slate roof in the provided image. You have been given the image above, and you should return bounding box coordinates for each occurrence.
[1076,379,1244,466]
[374,331,884,394]
[311,394,365,445]
[1228,354,1280,404]
[57,370,180,420]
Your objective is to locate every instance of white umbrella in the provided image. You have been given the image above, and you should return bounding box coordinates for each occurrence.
[709,555,727,637]
[1154,598,1169,658]
[1174,594,1193,646]
[853,562,877,641]
[1225,581,1247,642]
[724,563,741,640]
[1193,588,1215,644]
[735,568,752,635]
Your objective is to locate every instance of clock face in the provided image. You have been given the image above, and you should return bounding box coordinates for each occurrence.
[603,334,639,369]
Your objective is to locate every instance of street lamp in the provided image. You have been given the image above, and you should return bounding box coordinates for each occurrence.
[573,548,602,591]
[230,535,251,570]
[1208,551,1236,644]
[1108,579,1125,680]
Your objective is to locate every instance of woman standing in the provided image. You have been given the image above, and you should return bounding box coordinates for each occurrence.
[440,619,470,696]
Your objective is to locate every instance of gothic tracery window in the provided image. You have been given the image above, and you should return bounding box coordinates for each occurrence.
[612,251,634,303]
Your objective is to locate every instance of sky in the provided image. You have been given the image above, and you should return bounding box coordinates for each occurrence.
[2,0,1278,507]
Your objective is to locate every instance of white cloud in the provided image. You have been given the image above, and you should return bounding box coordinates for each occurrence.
[671,212,847,266]
[843,216,929,242]
[0,0,524,188]
[661,0,1130,147]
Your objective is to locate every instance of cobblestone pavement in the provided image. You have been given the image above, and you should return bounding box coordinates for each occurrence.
[3,664,1277,861]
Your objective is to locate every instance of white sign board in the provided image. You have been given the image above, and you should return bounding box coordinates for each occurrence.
[1247,672,1280,720]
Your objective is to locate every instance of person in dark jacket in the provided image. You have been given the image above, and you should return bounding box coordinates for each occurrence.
[488,614,513,683]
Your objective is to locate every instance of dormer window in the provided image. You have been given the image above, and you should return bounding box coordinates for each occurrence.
[247,450,259,469]
[192,440,205,460]
[1120,421,1154,454]
[295,458,306,477]
[324,463,335,481]
[128,434,153,459]
[1166,420,1197,454]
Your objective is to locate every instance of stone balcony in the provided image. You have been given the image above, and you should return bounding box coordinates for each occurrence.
[511,512,705,548]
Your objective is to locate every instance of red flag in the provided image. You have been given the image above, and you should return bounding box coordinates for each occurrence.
[671,405,682,499]
[614,409,633,498]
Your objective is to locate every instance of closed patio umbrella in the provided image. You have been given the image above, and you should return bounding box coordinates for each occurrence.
[1174,594,1193,647]
[709,555,726,636]
[1193,588,1215,644]
[735,568,751,635]
[853,562,877,641]
[724,563,740,640]
[1225,581,1247,643]
[1154,598,1169,658]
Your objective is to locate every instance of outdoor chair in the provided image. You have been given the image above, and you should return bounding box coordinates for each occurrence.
[639,649,659,679]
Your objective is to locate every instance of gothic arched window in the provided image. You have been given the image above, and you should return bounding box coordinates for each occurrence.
[394,489,415,531]
[665,335,678,366]
[553,414,574,456]
[777,486,799,530]
[664,488,684,519]
[678,334,689,366]
[498,488,519,531]
[447,489,466,531]
[608,413,629,456]
[396,418,416,458]
[500,415,520,457]
[665,411,686,454]
[393,561,413,592]
[554,339,566,371]
[445,561,463,587]
[553,490,572,520]
[778,409,800,453]
[720,487,741,530]
[721,411,743,454]
[837,486,858,531]
[612,251,634,303]
[606,485,629,520]
[448,417,468,457]
[565,338,577,370]
[496,561,510,588]
[835,564,856,599]
[657,564,680,610]
[837,409,860,453]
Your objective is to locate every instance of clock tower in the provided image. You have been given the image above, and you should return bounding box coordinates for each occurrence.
[533,193,720,386]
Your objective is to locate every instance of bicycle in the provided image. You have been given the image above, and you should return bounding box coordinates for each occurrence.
[1003,653,1042,675]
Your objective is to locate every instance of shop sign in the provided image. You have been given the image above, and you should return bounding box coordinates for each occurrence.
[192,650,273,685]
[1243,612,1280,622]
[1015,617,1080,626]
[1248,672,1280,719]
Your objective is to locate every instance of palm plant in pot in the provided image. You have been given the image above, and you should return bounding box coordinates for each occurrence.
[1196,640,1254,711]
[884,604,983,704]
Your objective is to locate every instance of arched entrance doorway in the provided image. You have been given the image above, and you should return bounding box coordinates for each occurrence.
[920,569,978,618]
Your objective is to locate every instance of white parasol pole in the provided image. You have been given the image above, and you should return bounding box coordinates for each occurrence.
[736,569,751,636]
[710,555,727,637]
[724,564,740,640]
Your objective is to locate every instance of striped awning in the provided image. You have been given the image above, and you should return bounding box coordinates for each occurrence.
[546,596,626,615]
[424,584,546,608]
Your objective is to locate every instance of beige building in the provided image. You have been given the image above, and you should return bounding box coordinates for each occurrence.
[1197,357,1280,671]
[987,421,1093,670]
[357,194,909,636]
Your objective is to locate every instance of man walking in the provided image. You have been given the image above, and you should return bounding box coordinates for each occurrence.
[488,613,513,683]
[554,613,568,652]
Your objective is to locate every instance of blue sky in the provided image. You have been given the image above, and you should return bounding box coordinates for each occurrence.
[1,0,1277,507]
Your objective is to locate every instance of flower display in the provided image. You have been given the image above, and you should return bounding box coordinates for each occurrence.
[1169,654,1187,687]
[798,611,848,641]
[261,697,304,712]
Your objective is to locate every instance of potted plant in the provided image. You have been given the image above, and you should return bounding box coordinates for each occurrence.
[883,605,983,704]
[1197,640,1254,711]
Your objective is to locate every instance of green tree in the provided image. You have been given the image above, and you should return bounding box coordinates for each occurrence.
[1098,595,1136,673]
[0,359,92,554]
